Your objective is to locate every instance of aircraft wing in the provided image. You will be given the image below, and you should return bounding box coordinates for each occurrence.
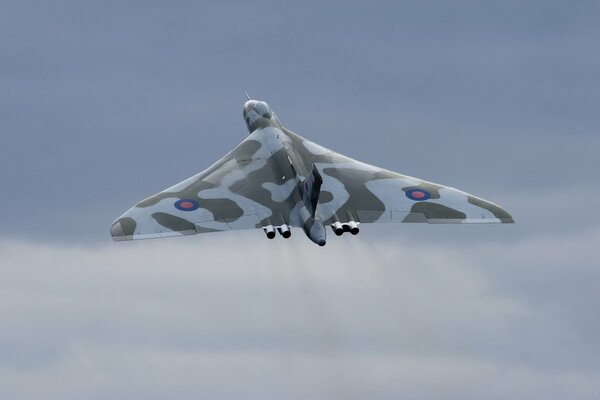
[110,132,300,240]
[111,124,512,242]
[281,128,514,226]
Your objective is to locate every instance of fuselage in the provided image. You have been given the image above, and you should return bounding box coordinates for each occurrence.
[241,99,327,245]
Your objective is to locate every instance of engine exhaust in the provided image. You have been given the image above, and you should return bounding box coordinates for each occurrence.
[278,224,291,238]
[263,225,276,239]
[348,221,360,235]
[331,221,344,236]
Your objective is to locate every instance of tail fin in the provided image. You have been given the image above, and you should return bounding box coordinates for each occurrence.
[301,165,323,217]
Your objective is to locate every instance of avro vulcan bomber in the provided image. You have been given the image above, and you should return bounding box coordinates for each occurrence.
[111,99,513,246]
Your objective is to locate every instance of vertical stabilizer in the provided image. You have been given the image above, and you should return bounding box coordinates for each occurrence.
[301,165,323,217]
[298,165,326,246]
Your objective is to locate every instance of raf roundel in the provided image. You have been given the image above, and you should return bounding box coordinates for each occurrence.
[174,199,200,211]
[405,188,431,201]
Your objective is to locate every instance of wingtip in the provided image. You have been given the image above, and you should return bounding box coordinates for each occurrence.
[110,217,136,241]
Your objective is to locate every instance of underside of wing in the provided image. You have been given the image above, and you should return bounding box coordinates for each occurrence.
[319,165,514,225]
[111,130,299,241]
[112,120,513,243]
[281,128,514,226]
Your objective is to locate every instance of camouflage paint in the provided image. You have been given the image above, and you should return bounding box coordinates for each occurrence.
[111,99,513,245]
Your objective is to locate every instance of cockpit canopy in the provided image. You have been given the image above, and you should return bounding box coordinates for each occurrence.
[243,100,275,133]
[243,100,272,120]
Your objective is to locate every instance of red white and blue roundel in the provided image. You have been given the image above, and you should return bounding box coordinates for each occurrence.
[405,188,431,201]
[174,199,200,211]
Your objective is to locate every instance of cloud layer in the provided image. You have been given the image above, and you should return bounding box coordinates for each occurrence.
[1,228,599,399]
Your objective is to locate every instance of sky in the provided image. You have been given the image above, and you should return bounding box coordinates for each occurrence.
[1,0,599,398]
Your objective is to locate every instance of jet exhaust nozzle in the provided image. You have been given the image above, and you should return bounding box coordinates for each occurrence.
[348,221,360,235]
[278,224,291,239]
[331,222,344,236]
[263,225,276,239]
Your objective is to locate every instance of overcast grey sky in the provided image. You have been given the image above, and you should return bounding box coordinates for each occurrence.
[1,1,599,399]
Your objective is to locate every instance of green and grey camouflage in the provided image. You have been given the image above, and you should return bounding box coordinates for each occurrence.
[110,99,513,246]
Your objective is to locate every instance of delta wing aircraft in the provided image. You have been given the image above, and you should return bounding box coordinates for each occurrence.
[111,99,513,246]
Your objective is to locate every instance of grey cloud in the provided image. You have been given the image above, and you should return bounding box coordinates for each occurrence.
[1,230,599,399]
